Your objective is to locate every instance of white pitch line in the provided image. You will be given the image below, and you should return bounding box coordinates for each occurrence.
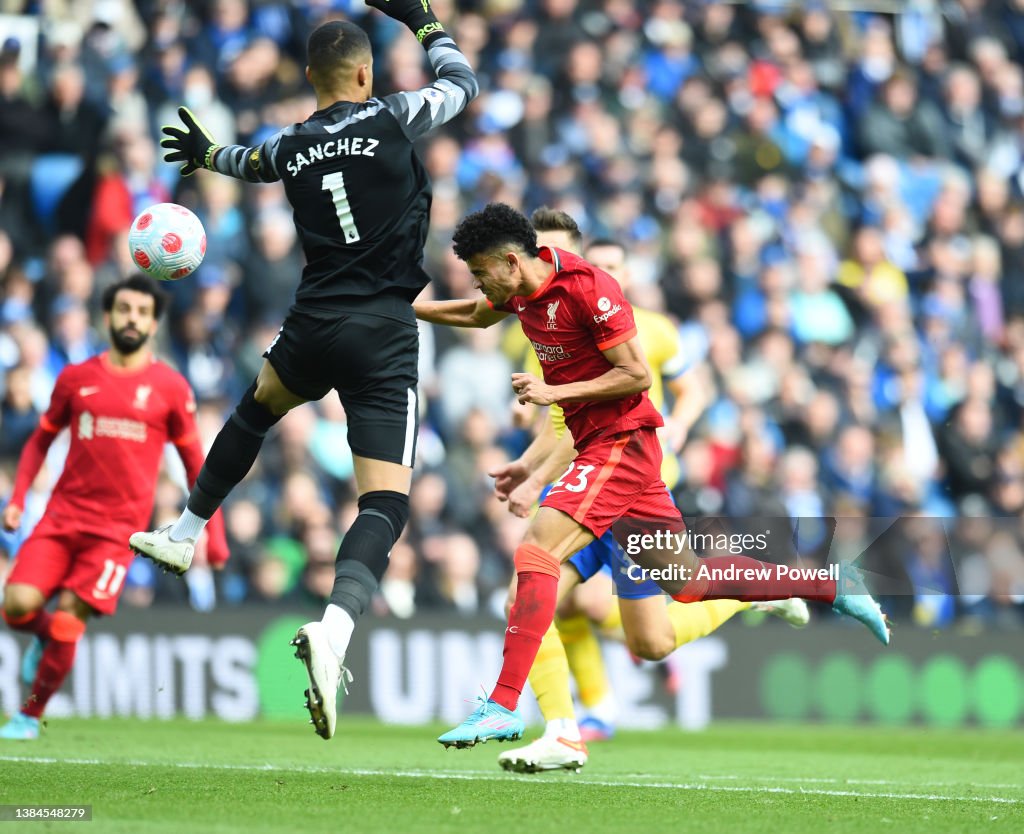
[696,774,1024,791]
[0,755,1021,805]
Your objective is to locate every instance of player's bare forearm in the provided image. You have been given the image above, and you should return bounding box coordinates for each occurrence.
[533,430,577,486]
[413,298,507,328]
[665,369,706,449]
[549,364,651,403]
[548,334,652,403]
[520,409,561,469]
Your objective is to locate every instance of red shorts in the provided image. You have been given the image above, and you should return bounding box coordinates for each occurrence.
[541,427,680,537]
[7,522,136,616]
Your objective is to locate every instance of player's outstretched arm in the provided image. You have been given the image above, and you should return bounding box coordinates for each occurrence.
[160,106,284,184]
[414,297,508,328]
[368,0,479,138]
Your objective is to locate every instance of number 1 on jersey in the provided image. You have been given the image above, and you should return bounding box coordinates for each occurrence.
[321,171,361,243]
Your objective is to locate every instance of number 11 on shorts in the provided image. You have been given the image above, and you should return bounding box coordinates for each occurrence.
[95,559,126,596]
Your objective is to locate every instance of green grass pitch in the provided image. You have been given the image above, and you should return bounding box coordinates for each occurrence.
[0,718,1021,833]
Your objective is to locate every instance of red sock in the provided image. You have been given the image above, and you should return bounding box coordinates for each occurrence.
[2,608,54,638]
[490,544,560,711]
[21,612,85,719]
[672,555,836,604]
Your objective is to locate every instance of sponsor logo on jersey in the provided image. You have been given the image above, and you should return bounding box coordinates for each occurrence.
[133,385,153,410]
[79,411,147,443]
[531,340,572,363]
[79,386,100,397]
[248,149,261,170]
[95,417,148,443]
[79,411,94,440]
[546,300,560,330]
[593,301,622,324]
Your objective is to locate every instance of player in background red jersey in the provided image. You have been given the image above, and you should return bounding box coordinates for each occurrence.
[0,275,228,739]
[415,203,889,748]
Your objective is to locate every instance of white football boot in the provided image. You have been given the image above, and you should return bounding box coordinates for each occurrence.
[290,621,352,740]
[751,597,811,627]
[129,524,194,576]
[497,734,589,773]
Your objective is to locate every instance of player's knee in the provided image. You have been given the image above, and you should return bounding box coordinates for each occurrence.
[578,594,612,624]
[57,592,95,622]
[2,586,43,621]
[252,379,291,416]
[234,381,286,434]
[254,364,306,416]
[626,631,675,661]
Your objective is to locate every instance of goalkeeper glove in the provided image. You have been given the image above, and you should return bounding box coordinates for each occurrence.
[160,107,220,176]
[365,0,446,45]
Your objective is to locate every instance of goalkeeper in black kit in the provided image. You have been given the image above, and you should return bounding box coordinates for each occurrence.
[129,1,478,741]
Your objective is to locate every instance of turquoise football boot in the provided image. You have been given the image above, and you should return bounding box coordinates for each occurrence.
[832,562,891,645]
[0,712,40,740]
[21,637,45,687]
[438,697,524,749]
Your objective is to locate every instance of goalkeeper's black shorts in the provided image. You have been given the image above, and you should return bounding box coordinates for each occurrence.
[263,294,419,467]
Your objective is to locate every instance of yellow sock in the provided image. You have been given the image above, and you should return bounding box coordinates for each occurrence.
[528,623,576,721]
[557,614,610,709]
[668,599,750,647]
[595,604,623,639]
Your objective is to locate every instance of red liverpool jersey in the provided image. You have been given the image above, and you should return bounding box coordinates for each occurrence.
[498,247,663,446]
[33,352,199,540]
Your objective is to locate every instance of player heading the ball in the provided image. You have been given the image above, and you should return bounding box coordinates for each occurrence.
[414,203,890,750]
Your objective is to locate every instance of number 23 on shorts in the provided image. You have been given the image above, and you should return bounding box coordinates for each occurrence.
[550,462,595,494]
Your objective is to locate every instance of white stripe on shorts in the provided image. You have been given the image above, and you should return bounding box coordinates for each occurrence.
[402,387,417,467]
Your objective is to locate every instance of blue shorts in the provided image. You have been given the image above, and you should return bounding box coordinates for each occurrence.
[568,531,663,600]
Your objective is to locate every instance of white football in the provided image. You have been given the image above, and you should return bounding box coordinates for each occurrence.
[128,203,207,281]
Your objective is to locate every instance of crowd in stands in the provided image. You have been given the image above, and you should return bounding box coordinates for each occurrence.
[1,0,1023,628]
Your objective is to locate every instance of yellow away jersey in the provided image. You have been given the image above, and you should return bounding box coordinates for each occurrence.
[526,305,688,487]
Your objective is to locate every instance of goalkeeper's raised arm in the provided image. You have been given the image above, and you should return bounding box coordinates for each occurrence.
[161,0,478,183]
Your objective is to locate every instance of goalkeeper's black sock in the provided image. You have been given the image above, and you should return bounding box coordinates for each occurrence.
[185,381,283,521]
[329,491,410,623]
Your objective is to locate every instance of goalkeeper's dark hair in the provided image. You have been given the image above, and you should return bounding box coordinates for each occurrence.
[530,206,582,250]
[307,20,372,83]
[102,274,168,320]
[452,203,541,262]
